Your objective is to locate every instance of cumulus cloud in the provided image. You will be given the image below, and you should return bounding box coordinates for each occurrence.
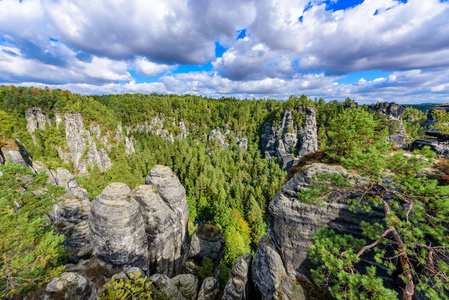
[1,0,449,102]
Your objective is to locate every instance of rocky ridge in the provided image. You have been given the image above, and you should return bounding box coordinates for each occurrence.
[369,102,407,148]
[261,107,318,170]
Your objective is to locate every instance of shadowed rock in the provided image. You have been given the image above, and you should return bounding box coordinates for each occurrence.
[189,223,225,272]
[45,272,97,300]
[197,277,220,300]
[89,182,148,273]
[172,274,199,300]
[222,253,256,300]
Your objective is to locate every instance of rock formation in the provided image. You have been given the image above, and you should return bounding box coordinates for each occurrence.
[208,126,248,151]
[252,163,387,299]
[149,273,184,300]
[197,277,220,300]
[188,223,225,273]
[44,272,98,300]
[222,253,256,300]
[369,102,407,148]
[25,107,51,141]
[50,167,92,261]
[141,165,190,276]
[410,104,449,159]
[172,274,199,300]
[261,107,318,170]
[64,111,112,174]
[89,182,149,273]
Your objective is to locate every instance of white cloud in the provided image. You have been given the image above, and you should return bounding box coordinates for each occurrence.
[134,58,176,77]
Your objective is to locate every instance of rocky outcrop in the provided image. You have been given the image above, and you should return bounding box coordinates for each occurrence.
[44,272,98,300]
[149,273,184,300]
[252,235,307,300]
[139,165,189,276]
[423,104,449,128]
[197,277,220,300]
[0,142,32,166]
[252,163,387,298]
[208,126,248,151]
[261,107,318,170]
[125,117,188,143]
[64,111,112,175]
[188,224,225,273]
[25,107,51,136]
[115,124,136,154]
[369,102,407,148]
[50,167,92,261]
[172,274,199,300]
[409,138,449,159]
[222,253,255,300]
[89,182,149,273]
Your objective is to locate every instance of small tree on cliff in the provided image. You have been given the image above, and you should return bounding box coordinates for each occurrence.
[306,107,449,300]
[0,163,66,297]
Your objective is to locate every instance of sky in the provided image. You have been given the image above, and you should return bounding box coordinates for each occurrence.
[1,0,449,104]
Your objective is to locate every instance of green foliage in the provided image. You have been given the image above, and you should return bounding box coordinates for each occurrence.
[0,163,66,297]
[196,258,214,281]
[100,269,156,300]
[402,106,427,140]
[0,109,13,141]
[433,109,449,134]
[307,110,449,300]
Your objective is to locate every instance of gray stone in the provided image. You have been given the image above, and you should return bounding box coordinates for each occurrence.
[188,223,225,272]
[409,138,449,159]
[222,253,253,300]
[197,277,219,300]
[423,104,449,128]
[64,111,112,175]
[44,272,98,300]
[89,182,149,273]
[149,273,184,300]
[25,107,51,135]
[369,102,407,148]
[172,274,199,300]
[136,165,189,276]
[112,272,128,281]
[261,107,318,170]
[124,267,145,279]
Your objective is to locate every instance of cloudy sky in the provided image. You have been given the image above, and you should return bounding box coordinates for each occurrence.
[1,0,449,103]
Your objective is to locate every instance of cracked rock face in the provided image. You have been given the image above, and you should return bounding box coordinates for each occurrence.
[148,274,184,300]
[369,102,407,148]
[197,277,220,300]
[89,182,149,273]
[45,272,98,300]
[25,107,51,135]
[252,163,387,299]
[188,223,225,272]
[172,274,199,300]
[140,165,189,276]
[222,253,255,300]
[410,138,449,160]
[64,111,112,175]
[261,107,318,170]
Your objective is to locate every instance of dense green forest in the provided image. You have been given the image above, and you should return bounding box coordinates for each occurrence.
[1,85,448,299]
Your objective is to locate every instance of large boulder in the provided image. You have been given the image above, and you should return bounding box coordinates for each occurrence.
[222,253,257,300]
[252,163,387,298]
[44,272,98,300]
[409,138,449,159]
[197,277,219,300]
[188,223,225,272]
[172,274,199,300]
[138,165,189,276]
[149,273,184,300]
[261,107,318,170]
[89,182,148,273]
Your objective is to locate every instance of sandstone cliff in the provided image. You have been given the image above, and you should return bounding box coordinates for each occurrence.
[369,102,407,148]
[261,107,318,170]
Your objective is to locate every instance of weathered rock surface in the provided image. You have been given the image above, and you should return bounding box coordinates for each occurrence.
[25,107,51,145]
[370,102,407,148]
[409,138,449,159]
[252,163,387,298]
[188,223,225,272]
[44,272,98,300]
[208,125,248,151]
[64,111,112,174]
[125,116,187,143]
[197,277,220,300]
[222,253,255,300]
[89,182,149,273]
[261,107,318,170]
[139,165,189,276]
[149,273,184,300]
[423,104,449,128]
[172,274,199,300]
[0,143,31,166]
[252,235,307,300]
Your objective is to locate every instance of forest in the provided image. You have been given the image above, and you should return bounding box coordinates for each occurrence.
[0,85,448,299]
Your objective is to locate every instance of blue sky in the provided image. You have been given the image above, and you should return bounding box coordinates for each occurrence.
[1,0,449,103]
